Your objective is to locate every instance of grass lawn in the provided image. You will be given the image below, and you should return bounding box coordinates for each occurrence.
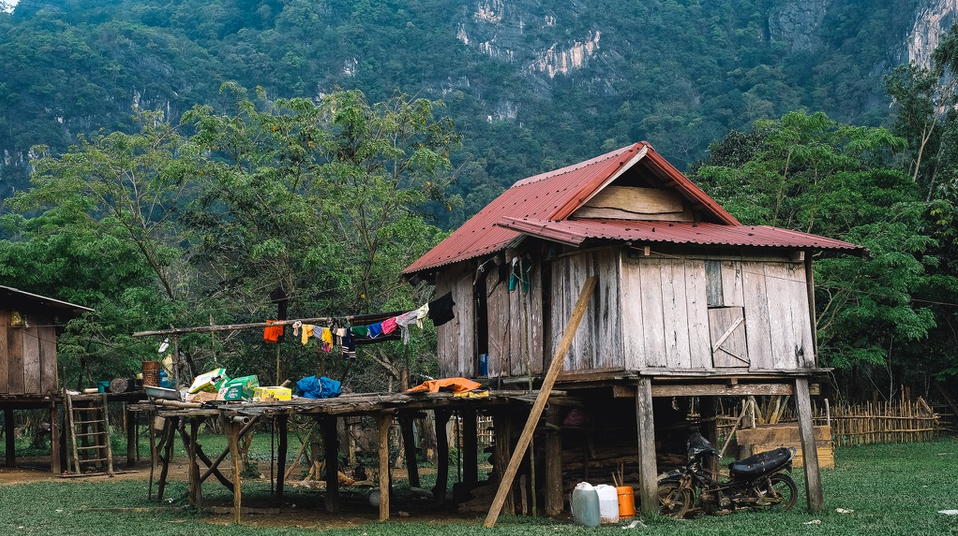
[0,437,956,535]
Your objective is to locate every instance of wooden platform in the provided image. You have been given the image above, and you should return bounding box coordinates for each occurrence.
[735,423,834,469]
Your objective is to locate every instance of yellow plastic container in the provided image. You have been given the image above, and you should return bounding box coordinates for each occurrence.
[253,386,292,401]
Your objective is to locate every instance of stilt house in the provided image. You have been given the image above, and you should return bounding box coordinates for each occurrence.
[404,142,863,514]
[0,285,92,472]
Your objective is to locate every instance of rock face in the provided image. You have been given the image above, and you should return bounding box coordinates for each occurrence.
[907,0,958,67]
[768,0,829,52]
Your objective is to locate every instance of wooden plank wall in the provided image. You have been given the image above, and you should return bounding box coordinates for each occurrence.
[620,255,711,371]
[0,311,61,396]
[436,266,476,378]
[551,249,621,371]
[484,264,544,378]
[740,261,812,369]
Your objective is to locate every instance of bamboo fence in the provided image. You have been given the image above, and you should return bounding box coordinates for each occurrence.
[817,398,939,446]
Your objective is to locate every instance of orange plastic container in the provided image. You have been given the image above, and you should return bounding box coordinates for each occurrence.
[616,485,635,519]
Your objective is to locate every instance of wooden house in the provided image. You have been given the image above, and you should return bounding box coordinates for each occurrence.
[0,285,92,472]
[404,142,863,514]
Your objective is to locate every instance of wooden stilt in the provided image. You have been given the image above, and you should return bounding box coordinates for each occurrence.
[433,409,451,506]
[399,413,420,488]
[276,414,288,498]
[544,405,563,516]
[321,415,340,513]
[228,420,242,525]
[126,405,137,467]
[484,276,597,528]
[157,416,179,502]
[461,408,479,482]
[795,378,824,512]
[4,408,15,467]
[634,377,657,515]
[148,414,157,499]
[377,412,393,521]
[188,417,202,511]
[49,401,61,475]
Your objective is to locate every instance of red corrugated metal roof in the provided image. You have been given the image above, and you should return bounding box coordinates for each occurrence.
[496,218,865,253]
[404,142,862,276]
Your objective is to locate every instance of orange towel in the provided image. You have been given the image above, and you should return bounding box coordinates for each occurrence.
[264,320,283,343]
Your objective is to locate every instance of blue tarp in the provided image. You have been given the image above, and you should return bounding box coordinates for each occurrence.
[296,375,343,399]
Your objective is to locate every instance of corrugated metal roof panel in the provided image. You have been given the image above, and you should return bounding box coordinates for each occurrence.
[404,142,862,276]
[496,218,865,253]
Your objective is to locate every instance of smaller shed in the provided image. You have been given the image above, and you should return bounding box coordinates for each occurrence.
[0,285,92,472]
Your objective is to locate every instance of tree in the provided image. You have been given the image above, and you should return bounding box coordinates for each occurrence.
[692,111,946,401]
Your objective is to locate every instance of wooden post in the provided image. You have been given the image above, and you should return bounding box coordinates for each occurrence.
[461,408,479,482]
[49,401,60,475]
[635,377,657,515]
[492,411,515,516]
[276,414,288,498]
[377,412,393,521]
[188,417,202,511]
[321,415,340,513]
[399,413,420,488]
[5,408,15,467]
[544,405,563,516]
[433,409,451,506]
[484,276,597,528]
[228,420,243,524]
[156,416,179,502]
[795,378,824,512]
[125,405,137,467]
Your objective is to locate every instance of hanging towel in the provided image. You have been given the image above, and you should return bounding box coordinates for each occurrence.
[367,322,384,339]
[381,316,398,335]
[263,320,283,343]
[428,292,456,327]
[301,324,315,345]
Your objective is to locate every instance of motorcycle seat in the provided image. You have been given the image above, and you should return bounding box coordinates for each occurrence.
[728,447,793,479]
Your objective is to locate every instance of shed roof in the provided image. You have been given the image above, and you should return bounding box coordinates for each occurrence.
[404,142,864,276]
[0,285,93,317]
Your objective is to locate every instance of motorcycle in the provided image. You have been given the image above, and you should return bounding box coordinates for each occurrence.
[657,432,798,517]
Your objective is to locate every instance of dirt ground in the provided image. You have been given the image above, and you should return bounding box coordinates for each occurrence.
[0,456,486,529]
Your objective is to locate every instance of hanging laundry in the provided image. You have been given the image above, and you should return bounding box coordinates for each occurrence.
[320,327,333,352]
[263,320,283,343]
[381,316,398,335]
[367,322,384,339]
[301,324,315,345]
[428,292,456,327]
[292,320,303,337]
[351,325,369,338]
[395,309,420,344]
[414,303,429,328]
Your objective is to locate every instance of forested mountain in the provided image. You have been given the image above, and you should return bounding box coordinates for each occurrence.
[0,0,950,226]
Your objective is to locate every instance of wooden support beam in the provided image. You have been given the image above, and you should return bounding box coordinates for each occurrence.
[228,420,243,525]
[126,405,137,467]
[188,417,202,511]
[634,377,657,515]
[433,409,451,506]
[484,276,597,529]
[650,383,794,398]
[178,423,234,492]
[794,378,824,512]
[276,415,288,498]
[50,401,60,475]
[321,415,340,513]
[399,413,420,488]
[377,412,393,521]
[461,409,479,483]
[492,411,515,516]
[156,416,179,502]
[544,405,563,517]
[4,408,14,467]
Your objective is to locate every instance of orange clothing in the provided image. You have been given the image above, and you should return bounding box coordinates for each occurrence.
[406,377,482,394]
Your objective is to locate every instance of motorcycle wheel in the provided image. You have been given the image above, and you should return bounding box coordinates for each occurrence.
[763,473,798,511]
[657,482,693,518]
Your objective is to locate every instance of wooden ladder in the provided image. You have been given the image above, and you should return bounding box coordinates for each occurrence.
[65,392,114,476]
